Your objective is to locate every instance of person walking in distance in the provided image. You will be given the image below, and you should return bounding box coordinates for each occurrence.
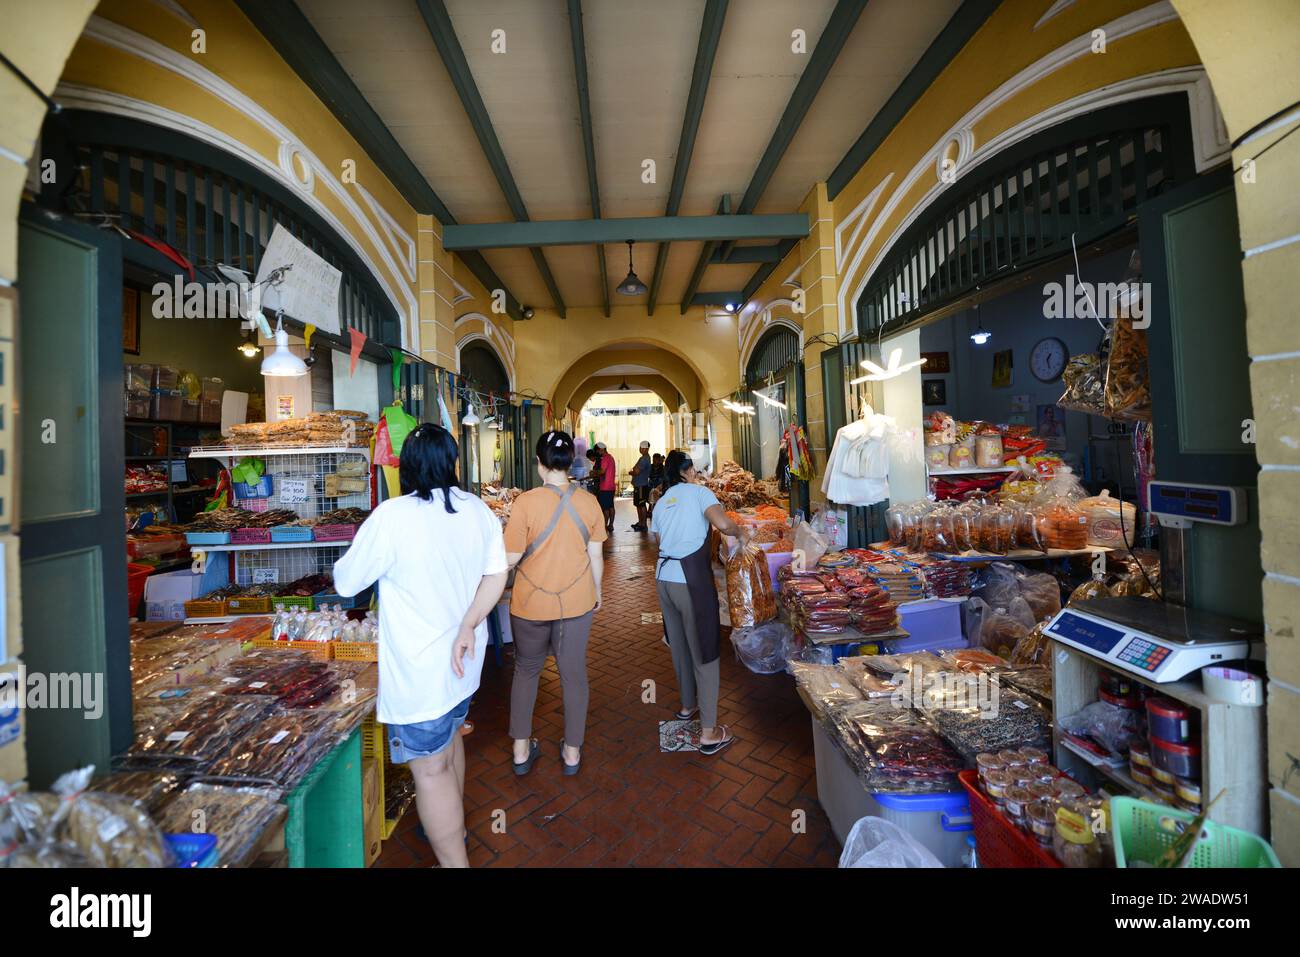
[651,450,751,754]
[630,440,652,532]
[594,441,616,533]
[504,431,606,775]
[332,424,507,867]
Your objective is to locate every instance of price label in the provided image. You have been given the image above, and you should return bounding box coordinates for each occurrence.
[248,681,268,689]
[252,568,280,584]
[1013,700,1029,710]
[280,478,310,504]
[268,730,290,745]
[165,731,190,742]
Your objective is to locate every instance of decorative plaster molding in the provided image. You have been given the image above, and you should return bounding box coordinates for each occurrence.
[451,280,474,305]
[78,16,419,350]
[834,173,893,273]
[835,1,1205,338]
[352,180,417,284]
[455,330,516,391]
[146,0,199,28]
[1034,0,1077,31]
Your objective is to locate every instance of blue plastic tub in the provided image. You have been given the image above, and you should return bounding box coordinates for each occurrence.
[864,790,972,867]
[184,531,231,545]
[165,833,219,868]
[896,598,964,647]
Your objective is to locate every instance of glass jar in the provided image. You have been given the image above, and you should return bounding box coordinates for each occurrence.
[1053,806,1103,868]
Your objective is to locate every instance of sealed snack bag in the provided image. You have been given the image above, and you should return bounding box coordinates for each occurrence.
[725,540,778,628]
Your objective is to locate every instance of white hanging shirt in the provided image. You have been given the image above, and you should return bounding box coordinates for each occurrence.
[821,412,893,506]
[333,489,508,725]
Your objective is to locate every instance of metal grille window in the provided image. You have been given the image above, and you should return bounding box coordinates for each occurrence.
[857,97,1196,340]
[745,327,801,387]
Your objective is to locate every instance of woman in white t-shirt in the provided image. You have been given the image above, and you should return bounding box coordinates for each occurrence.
[333,424,507,868]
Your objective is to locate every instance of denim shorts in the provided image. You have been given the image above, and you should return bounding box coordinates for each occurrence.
[387,696,471,764]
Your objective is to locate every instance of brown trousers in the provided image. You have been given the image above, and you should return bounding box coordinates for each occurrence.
[508,611,594,748]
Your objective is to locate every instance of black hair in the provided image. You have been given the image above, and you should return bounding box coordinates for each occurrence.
[586,448,599,461]
[664,449,694,488]
[399,423,461,513]
[536,430,576,471]
[652,453,664,463]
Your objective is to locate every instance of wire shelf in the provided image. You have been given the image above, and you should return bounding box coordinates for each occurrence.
[234,450,371,523]
[234,544,349,587]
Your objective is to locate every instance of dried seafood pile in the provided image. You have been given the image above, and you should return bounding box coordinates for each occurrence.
[184,508,298,531]
[220,410,373,449]
[702,461,781,511]
[294,507,369,527]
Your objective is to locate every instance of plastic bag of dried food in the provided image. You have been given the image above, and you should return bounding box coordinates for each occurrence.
[7,766,93,845]
[1104,315,1151,420]
[1060,700,1144,758]
[4,841,90,868]
[979,563,1023,611]
[130,697,273,763]
[836,657,904,698]
[1068,577,1111,605]
[971,597,1036,657]
[1078,490,1138,548]
[729,621,795,675]
[725,540,777,627]
[155,783,284,867]
[1057,353,1107,415]
[208,710,341,787]
[790,661,863,715]
[91,771,183,814]
[63,791,168,868]
[1016,570,1062,621]
[1010,621,1052,665]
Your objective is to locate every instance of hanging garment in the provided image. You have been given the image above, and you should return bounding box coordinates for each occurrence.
[821,411,893,506]
[786,424,814,481]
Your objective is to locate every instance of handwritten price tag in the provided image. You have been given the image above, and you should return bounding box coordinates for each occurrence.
[252,568,280,584]
[280,478,310,504]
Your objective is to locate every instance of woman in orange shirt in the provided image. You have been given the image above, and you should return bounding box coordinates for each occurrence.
[504,431,607,776]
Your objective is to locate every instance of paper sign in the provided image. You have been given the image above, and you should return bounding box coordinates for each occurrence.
[221,390,249,436]
[248,682,268,689]
[165,731,190,742]
[252,568,280,585]
[280,479,310,504]
[256,224,342,335]
[277,394,295,420]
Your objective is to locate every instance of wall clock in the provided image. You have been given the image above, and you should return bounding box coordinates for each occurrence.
[1030,336,1068,382]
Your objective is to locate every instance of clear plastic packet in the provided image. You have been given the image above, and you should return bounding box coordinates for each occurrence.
[921,507,956,553]
[922,685,1051,762]
[729,622,797,675]
[885,504,907,546]
[4,841,90,868]
[63,791,168,867]
[1060,700,1144,758]
[1001,664,1053,703]
[1016,570,1062,621]
[789,662,863,711]
[91,771,184,814]
[836,657,904,697]
[154,783,284,867]
[979,563,1023,610]
[1078,490,1137,548]
[1104,312,1151,420]
[979,503,1015,555]
[1011,621,1052,665]
[207,710,340,788]
[831,700,964,793]
[791,518,829,568]
[7,766,93,846]
[1057,352,1107,415]
[1012,502,1047,553]
[724,540,777,627]
[130,698,273,763]
[1068,577,1111,605]
[977,597,1037,657]
[940,648,1008,673]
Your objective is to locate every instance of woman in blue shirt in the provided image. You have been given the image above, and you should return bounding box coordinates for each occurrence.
[650,450,750,755]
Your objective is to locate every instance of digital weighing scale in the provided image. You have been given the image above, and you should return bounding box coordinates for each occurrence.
[1044,596,1259,683]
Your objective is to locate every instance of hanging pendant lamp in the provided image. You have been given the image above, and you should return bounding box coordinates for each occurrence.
[618,378,631,391]
[261,316,309,377]
[616,240,647,296]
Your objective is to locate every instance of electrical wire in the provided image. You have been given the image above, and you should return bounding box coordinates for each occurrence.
[1112,427,1163,600]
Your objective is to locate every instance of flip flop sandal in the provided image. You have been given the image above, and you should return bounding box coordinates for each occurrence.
[560,739,581,776]
[674,707,699,721]
[512,738,540,776]
[698,727,734,756]
[460,720,474,736]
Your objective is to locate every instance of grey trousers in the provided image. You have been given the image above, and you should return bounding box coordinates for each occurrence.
[656,580,720,729]
[508,611,593,748]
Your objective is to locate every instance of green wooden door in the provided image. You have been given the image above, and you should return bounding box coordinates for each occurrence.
[18,213,131,786]
[1139,172,1260,622]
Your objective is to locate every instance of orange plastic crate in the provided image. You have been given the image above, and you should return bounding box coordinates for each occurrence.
[248,638,333,661]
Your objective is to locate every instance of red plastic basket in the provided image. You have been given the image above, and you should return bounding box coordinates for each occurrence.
[127,562,153,619]
[312,524,357,542]
[958,770,1061,868]
[231,527,272,545]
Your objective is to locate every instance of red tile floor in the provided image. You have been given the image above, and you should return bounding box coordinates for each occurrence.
[377,498,840,867]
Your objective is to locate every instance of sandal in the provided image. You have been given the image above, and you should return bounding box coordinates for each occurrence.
[512,738,540,776]
[560,739,581,776]
[698,726,734,756]
[460,720,474,736]
[674,707,699,721]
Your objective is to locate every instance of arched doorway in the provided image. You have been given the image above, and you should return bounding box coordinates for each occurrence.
[458,341,516,491]
[739,325,807,514]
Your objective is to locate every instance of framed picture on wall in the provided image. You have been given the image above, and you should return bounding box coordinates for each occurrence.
[920,351,950,374]
[922,379,947,405]
[1037,404,1067,450]
[122,285,141,355]
[991,348,1013,388]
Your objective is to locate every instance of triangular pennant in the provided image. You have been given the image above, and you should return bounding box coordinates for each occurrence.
[391,348,404,393]
[349,327,366,375]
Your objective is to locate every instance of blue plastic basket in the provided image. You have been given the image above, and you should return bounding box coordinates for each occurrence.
[233,474,274,499]
[313,587,372,610]
[165,833,219,868]
[185,531,231,545]
[270,525,314,543]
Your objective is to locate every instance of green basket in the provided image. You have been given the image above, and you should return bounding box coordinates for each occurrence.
[1110,797,1280,868]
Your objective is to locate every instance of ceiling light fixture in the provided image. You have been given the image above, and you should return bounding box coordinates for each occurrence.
[237,327,259,358]
[757,392,787,410]
[724,301,736,313]
[848,348,927,385]
[616,240,647,296]
[970,319,992,345]
[618,378,631,391]
[461,403,481,428]
[260,316,309,377]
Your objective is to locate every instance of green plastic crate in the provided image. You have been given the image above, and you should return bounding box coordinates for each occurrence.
[1110,797,1280,868]
[284,728,365,868]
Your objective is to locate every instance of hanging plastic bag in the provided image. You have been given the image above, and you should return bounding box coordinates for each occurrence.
[725,539,777,627]
[382,404,418,457]
[787,424,814,480]
[838,817,944,868]
[792,518,829,569]
[373,415,399,468]
[1057,352,1107,416]
[729,621,795,674]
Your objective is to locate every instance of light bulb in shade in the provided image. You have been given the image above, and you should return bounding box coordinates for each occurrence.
[970,329,992,345]
[461,403,481,428]
[260,322,309,377]
[237,338,259,358]
[724,302,736,313]
[848,348,927,385]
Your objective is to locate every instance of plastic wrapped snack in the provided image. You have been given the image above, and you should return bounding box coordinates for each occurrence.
[91,771,184,814]
[4,842,90,868]
[837,657,904,698]
[1060,700,1144,758]
[1017,570,1062,621]
[921,507,956,553]
[1011,622,1051,665]
[155,783,284,867]
[969,597,1036,657]
[789,661,863,713]
[729,622,796,676]
[979,503,1016,555]
[941,648,1008,673]
[207,710,340,787]
[63,792,168,868]
[831,700,964,793]
[1012,503,1047,553]
[725,541,777,627]
[885,504,907,546]
[1057,353,1106,415]
[1104,313,1152,421]
[1068,577,1111,605]
[130,697,273,763]
[923,686,1052,762]
[1078,490,1137,548]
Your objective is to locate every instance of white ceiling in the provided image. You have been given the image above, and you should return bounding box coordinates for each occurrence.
[297,0,962,309]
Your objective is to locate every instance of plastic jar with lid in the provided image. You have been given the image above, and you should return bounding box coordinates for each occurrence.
[1004,786,1034,829]
[1128,741,1151,768]
[1150,780,1177,804]
[1175,778,1201,806]
[1025,802,1056,846]
[1130,765,1154,787]
[1151,737,1201,780]
[976,753,1006,786]
[1032,765,1057,784]
[1146,697,1196,744]
[1150,764,1176,786]
[1027,780,1057,803]
[998,749,1026,768]
[1053,806,1103,867]
[984,768,1012,805]
[1019,747,1049,766]
[1052,778,1085,802]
